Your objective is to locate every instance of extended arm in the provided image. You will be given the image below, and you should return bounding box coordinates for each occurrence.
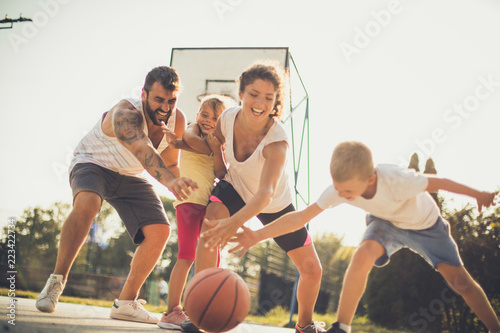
[426,175,498,212]
[228,203,324,257]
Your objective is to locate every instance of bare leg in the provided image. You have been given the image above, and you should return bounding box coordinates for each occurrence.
[194,202,228,273]
[118,224,170,300]
[337,240,385,325]
[166,258,193,313]
[438,263,500,332]
[54,191,101,279]
[287,244,323,328]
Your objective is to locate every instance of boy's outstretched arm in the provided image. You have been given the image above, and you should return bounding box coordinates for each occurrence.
[426,175,498,212]
[228,203,324,257]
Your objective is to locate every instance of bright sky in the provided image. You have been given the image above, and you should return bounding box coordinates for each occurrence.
[1,0,499,247]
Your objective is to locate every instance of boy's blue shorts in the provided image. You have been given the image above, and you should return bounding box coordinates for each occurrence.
[362,215,463,268]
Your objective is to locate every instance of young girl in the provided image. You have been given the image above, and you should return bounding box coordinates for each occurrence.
[157,95,230,330]
[198,64,325,333]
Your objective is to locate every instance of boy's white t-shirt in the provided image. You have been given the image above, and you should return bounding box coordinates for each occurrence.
[316,164,440,230]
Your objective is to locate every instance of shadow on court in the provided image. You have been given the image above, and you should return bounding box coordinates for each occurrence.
[0,297,294,333]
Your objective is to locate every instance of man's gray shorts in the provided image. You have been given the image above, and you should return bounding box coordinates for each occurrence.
[362,214,463,268]
[70,163,169,244]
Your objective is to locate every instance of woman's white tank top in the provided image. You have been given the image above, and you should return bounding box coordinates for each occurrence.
[221,106,293,213]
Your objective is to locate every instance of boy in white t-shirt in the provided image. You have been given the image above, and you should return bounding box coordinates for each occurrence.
[230,141,500,333]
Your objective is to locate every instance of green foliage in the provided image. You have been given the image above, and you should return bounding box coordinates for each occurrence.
[365,248,446,332]
[440,204,500,332]
[155,196,179,280]
[313,233,354,313]
[1,202,70,268]
[0,197,179,282]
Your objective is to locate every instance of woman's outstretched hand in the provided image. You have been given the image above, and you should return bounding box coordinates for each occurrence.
[201,218,240,250]
[228,225,260,258]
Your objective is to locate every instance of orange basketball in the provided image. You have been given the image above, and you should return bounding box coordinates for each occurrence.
[183,268,251,332]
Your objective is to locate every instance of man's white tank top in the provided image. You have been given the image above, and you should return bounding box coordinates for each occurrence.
[69,98,175,176]
[222,106,293,213]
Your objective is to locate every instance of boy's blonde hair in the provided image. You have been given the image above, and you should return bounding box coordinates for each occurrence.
[330,141,375,182]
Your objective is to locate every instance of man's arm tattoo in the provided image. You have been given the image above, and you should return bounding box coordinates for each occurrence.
[144,152,155,168]
[114,110,145,144]
[154,170,162,182]
[143,152,170,183]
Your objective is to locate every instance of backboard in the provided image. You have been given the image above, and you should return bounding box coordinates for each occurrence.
[170,47,289,123]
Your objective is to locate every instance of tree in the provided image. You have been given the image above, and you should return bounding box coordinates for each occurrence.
[440,204,500,332]
[313,233,354,314]
[1,202,70,268]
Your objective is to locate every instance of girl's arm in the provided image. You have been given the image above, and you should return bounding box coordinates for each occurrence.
[207,133,227,180]
[182,123,212,155]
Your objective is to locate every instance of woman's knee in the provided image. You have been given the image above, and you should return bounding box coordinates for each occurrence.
[204,202,229,221]
[290,246,323,280]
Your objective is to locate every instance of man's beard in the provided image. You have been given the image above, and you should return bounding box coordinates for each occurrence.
[145,100,172,126]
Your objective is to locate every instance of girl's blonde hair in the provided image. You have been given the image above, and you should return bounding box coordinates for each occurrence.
[199,94,234,117]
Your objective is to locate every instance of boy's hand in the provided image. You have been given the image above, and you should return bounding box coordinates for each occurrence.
[161,121,178,147]
[201,218,240,250]
[228,225,259,258]
[476,190,498,213]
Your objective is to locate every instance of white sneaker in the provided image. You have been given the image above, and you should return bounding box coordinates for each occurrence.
[157,305,187,330]
[36,274,66,313]
[110,298,159,324]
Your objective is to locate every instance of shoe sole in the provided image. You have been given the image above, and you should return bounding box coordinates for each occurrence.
[157,321,182,330]
[109,313,158,324]
[35,301,56,313]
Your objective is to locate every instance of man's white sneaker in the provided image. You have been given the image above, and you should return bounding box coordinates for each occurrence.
[157,305,187,330]
[110,298,159,324]
[36,274,66,313]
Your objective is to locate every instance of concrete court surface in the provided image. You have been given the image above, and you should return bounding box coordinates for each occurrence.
[0,297,294,333]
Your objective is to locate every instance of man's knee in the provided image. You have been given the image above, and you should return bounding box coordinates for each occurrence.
[72,191,101,221]
[142,224,171,244]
